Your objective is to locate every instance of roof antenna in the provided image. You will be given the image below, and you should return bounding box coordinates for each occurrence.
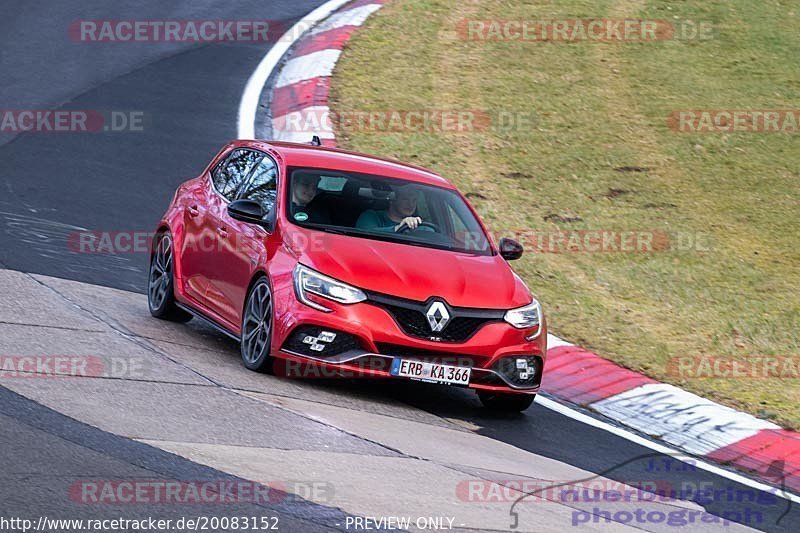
[310,135,322,146]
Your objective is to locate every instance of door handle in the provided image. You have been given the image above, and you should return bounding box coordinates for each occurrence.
[216,227,228,238]
[187,205,200,217]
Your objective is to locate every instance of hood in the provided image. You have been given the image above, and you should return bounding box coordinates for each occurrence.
[285,227,532,309]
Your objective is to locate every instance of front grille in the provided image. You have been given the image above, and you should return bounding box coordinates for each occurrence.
[366,291,504,343]
[443,317,493,342]
[282,326,362,358]
[376,343,478,368]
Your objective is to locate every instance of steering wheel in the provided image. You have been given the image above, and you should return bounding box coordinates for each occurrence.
[397,221,440,233]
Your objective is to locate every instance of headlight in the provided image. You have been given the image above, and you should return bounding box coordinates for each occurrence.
[504,300,541,329]
[293,264,367,312]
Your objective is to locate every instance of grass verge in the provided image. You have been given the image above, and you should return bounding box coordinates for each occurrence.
[330,0,800,427]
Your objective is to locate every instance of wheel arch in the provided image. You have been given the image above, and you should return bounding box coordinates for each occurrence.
[242,270,272,318]
[151,223,186,296]
[240,270,276,372]
[151,224,170,256]
[149,225,173,268]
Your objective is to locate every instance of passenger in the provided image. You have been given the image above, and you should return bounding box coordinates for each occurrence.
[290,174,331,224]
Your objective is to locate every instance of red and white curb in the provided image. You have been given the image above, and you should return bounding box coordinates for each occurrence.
[545,335,800,492]
[269,0,386,145]
[240,0,800,496]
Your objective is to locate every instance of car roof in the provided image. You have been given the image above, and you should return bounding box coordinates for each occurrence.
[229,139,454,189]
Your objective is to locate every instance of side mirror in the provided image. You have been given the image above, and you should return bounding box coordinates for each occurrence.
[499,237,524,260]
[228,199,272,230]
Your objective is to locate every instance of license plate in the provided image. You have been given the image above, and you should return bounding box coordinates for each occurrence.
[390,358,471,386]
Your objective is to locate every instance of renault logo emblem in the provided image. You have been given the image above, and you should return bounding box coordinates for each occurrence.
[426,301,450,332]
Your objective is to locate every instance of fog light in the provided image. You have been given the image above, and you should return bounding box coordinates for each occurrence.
[318,331,337,342]
[492,356,543,388]
[283,326,362,358]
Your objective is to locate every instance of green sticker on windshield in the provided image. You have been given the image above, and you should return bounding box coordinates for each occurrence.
[294,212,309,222]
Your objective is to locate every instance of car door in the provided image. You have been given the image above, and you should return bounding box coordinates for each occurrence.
[192,148,261,324]
[206,151,278,328]
[207,150,277,330]
[177,176,215,304]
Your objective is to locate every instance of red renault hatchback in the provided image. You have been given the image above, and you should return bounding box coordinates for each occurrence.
[149,139,546,411]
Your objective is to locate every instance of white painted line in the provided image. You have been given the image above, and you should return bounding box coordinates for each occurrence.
[546,333,573,350]
[310,3,383,35]
[274,49,342,89]
[237,0,353,139]
[535,395,800,505]
[590,383,780,456]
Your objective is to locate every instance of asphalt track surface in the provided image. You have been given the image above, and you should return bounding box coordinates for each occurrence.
[0,386,358,531]
[0,1,798,531]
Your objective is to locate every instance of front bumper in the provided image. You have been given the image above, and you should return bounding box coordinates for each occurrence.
[269,284,547,395]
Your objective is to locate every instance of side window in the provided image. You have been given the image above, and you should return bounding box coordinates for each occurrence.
[238,155,278,214]
[212,149,260,200]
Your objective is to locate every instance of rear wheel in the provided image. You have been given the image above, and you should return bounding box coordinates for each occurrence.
[478,391,535,412]
[240,278,274,373]
[148,231,191,322]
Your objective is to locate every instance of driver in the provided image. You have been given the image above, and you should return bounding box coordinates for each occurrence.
[355,183,427,233]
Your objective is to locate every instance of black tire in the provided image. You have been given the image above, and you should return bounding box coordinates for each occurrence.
[240,277,274,373]
[478,392,535,412]
[148,231,191,322]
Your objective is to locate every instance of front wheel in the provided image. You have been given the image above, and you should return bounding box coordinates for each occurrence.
[148,231,191,322]
[240,278,274,373]
[478,391,535,412]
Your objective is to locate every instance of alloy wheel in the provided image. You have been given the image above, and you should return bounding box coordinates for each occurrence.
[148,233,173,311]
[241,281,273,366]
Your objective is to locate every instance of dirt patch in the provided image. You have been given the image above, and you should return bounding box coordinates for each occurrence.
[642,202,678,209]
[603,188,632,199]
[501,171,534,180]
[614,166,650,173]
[465,192,487,200]
[543,213,583,223]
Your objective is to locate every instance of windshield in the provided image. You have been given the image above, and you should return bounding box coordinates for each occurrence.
[286,168,493,255]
